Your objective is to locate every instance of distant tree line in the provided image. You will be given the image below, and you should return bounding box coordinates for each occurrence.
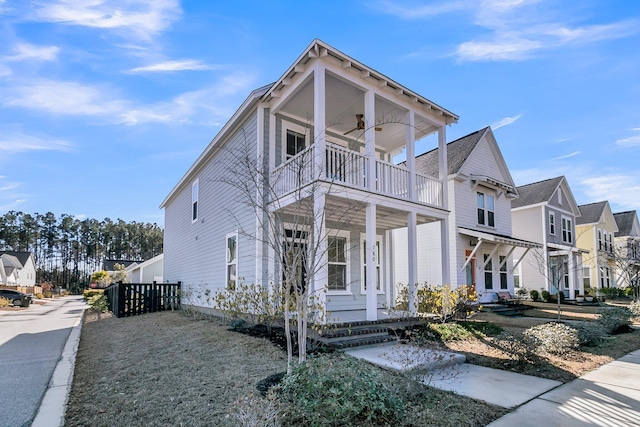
[0,211,163,292]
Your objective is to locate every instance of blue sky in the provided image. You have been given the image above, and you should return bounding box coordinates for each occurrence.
[1,0,639,224]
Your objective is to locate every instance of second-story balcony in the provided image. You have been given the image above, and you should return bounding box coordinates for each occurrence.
[272,142,443,209]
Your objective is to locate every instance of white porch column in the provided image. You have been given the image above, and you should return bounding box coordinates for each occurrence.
[313,193,327,309]
[406,111,416,201]
[568,251,576,299]
[313,63,326,178]
[438,126,448,210]
[267,111,277,292]
[366,202,377,320]
[441,218,451,286]
[407,211,418,315]
[364,90,376,191]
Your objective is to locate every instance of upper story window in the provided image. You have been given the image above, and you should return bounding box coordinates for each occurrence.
[549,212,556,235]
[561,217,573,243]
[557,190,563,205]
[286,130,306,160]
[477,192,495,227]
[597,229,603,251]
[226,232,238,289]
[191,179,199,222]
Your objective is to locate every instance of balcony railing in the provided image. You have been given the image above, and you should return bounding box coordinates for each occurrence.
[272,143,443,208]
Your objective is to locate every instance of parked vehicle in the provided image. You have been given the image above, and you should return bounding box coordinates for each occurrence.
[0,289,31,307]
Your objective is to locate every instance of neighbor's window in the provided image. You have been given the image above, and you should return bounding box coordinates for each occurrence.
[286,130,306,160]
[192,179,199,222]
[561,217,573,243]
[598,229,603,251]
[513,262,521,288]
[583,267,591,289]
[477,192,495,227]
[549,212,556,235]
[499,255,508,290]
[484,254,493,290]
[328,235,348,291]
[363,238,382,292]
[226,232,237,289]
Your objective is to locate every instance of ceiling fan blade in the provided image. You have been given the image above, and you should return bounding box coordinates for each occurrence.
[343,126,360,135]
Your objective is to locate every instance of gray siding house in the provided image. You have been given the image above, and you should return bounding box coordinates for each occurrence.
[160,40,458,321]
[511,176,585,299]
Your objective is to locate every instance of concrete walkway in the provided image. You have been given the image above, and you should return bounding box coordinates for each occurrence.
[347,344,640,426]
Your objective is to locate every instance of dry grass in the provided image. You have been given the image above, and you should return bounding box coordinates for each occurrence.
[66,311,507,427]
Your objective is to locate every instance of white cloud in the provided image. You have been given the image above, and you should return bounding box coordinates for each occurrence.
[32,0,182,41]
[616,135,640,147]
[457,38,540,61]
[582,174,640,210]
[370,0,469,19]
[0,199,27,211]
[3,79,128,118]
[491,113,523,130]
[129,59,222,73]
[551,151,580,160]
[6,42,59,62]
[0,131,72,153]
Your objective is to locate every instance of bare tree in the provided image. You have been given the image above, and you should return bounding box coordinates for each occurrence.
[530,248,581,321]
[611,241,640,298]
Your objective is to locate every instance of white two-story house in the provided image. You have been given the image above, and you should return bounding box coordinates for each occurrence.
[160,39,458,321]
[613,210,640,291]
[511,176,584,299]
[393,127,540,298]
[576,201,618,292]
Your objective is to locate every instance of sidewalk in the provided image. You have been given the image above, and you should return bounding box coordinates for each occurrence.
[487,349,640,426]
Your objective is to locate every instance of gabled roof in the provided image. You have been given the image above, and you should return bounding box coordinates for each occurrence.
[511,176,564,208]
[0,251,33,267]
[125,254,163,272]
[414,128,487,176]
[0,253,23,269]
[577,202,608,225]
[614,210,639,237]
[103,259,140,271]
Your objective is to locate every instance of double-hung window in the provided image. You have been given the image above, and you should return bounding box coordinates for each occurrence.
[598,229,603,251]
[549,212,556,235]
[328,234,348,291]
[484,254,493,290]
[477,192,495,227]
[192,179,199,222]
[561,217,573,243]
[499,256,508,289]
[226,232,237,289]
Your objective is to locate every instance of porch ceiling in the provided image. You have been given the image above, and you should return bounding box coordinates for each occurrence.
[278,73,440,155]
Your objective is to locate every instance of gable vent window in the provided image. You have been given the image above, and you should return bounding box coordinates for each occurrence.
[192,180,199,223]
[477,192,495,227]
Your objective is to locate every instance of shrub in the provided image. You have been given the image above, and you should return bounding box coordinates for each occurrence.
[523,322,579,355]
[35,293,43,299]
[630,299,640,317]
[541,290,551,302]
[0,296,9,308]
[492,331,538,364]
[427,321,502,341]
[83,289,104,301]
[280,354,403,425]
[396,283,477,321]
[515,287,528,303]
[597,306,633,333]
[529,289,539,302]
[598,287,621,298]
[228,392,281,427]
[88,294,109,313]
[571,321,606,346]
[43,291,53,298]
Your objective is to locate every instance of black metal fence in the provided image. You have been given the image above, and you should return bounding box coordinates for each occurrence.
[104,281,181,318]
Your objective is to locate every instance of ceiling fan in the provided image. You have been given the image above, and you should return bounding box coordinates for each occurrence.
[343,114,382,135]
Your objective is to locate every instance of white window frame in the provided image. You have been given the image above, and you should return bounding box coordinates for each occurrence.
[597,229,603,251]
[583,266,591,289]
[477,191,495,227]
[226,232,238,289]
[327,230,351,294]
[513,261,521,289]
[191,179,199,223]
[361,233,384,295]
[549,212,556,235]
[281,119,308,162]
[484,254,493,290]
[561,216,573,243]
[499,255,508,290]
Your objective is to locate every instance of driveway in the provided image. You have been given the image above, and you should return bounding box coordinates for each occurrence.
[0,296,87,427]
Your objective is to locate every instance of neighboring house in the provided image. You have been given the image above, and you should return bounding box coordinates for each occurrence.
[613,210,640,290]
[393,127,540,298]
[0,251,37,286]
[161,39,459,321]
[576,201,618,292]
[126,254,164,284]
[511,176,585,299]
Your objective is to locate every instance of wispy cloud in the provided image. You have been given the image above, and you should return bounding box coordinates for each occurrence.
[0,199,27,211]
[491,113,522,130]
[616,135,640,147]
[32,0,182,41]
[5,42,59,62]
[129,59,223,73]
[0,131,72,153]
[582,174,640,210]
[551,151,580,160]
[369,0,469,19]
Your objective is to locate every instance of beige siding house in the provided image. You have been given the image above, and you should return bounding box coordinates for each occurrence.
[613,210,640,291]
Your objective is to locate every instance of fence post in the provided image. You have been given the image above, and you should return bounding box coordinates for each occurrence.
[117,281,125,317]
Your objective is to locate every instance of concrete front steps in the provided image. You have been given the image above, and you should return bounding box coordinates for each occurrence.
[480,303,528,317]
[313,317,428,350]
